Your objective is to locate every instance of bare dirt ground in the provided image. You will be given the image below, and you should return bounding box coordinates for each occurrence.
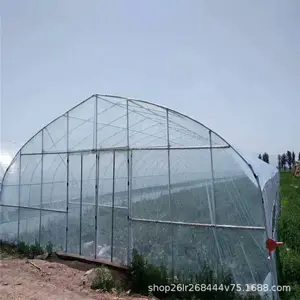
[0,257,148,300]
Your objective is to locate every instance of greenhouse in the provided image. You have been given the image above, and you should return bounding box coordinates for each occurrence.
[0,94,280,298]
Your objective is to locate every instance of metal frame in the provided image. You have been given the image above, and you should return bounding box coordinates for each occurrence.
[79,153,83,256]
[65,111,70,252]
[38,129,44,243]
[0,204,66,213]
[130,217,265,230]
[166,109,174,275]
[18,145,229,156]
[126,99,132,265]
[17,154,22,243]
[209,130,224,269]
[94,151,99,258]
[111,150,116,262]
[94,95,99,259]
[0,94,280,298]
[65,153,70,251]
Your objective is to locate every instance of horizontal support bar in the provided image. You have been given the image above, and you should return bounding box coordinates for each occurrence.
[0,202,128,212]
[130,217,266,231]
[68,202,128,210]
[20,145,230,156]
[0,204,66,214]
[2,181,67,187]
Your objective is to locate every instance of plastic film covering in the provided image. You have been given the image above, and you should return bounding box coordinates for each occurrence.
[0,95,280,298]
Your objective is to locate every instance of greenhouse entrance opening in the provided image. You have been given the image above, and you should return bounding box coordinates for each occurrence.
[0,94,280,299]
[66,150,129,264]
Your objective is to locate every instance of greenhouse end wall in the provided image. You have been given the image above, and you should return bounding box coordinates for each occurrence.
[0,94,279,296]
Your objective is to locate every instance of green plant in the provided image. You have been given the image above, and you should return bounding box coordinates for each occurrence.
[45,241,53,254]
[130,249,169,296]
[18,241,31,255]
[0,240,18,258]
[129,249,262,300]
[90,266,117,292]
[29,240,44,257]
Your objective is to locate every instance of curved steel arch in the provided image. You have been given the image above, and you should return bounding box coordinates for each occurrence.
[1,93,256,181]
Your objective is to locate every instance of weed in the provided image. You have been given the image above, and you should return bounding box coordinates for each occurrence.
[91,266,118,292]
[129,249,262,300]
[45,241,53,255]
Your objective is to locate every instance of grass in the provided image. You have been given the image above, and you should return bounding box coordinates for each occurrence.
[0,239,53,259]
[129,249,263,300]
[277,171,300,300]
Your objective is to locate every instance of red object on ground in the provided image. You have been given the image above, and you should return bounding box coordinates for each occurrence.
[266,238,284,255]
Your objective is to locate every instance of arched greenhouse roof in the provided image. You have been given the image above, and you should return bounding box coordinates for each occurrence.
[0,94,277,188]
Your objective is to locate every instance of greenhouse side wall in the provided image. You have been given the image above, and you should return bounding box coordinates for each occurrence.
[0,95,277,296]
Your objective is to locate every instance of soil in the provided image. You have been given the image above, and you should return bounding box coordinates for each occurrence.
[0,256,148,300]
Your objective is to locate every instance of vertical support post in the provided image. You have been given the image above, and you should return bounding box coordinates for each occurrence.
[65,111,70,252]
[209,130,224,272]
[65,152,69,252]
[38,129,44,244]
[166,109,174,275]
[111,150,116,262]
[17,154,22,243]
[130,150,133,213]
[94,152,99,258]
[79,153,83,255]
[94,95,99,258]
[93,95,98,150]
[209,130,216,225]
[126,99,132,265]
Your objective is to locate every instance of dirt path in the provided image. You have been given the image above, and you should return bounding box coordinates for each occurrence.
[0,258,147,300]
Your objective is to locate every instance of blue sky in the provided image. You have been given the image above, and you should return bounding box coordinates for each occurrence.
[0,0,299,165]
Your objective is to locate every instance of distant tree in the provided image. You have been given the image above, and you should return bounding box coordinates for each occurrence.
[262,152,269,164]
[287,151,292,170]
[298,152,300,162]
[258,154,262,160]
[292,151,296,166]
[278,154,282,170]
[281,154,287,170]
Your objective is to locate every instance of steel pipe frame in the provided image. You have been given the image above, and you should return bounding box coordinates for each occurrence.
[166,109,174,275]
[129,217,266,231]
[0,201,128,211]
[17,154,22,243]
[79,153,83,256]
[0,94,279,297]
[38,130,44,243]
[94,96,99,259]
[65,111,70,252]
[209,130,224,270]
[126,99,132,265]
[18,145,229,156]
[111,150,116,262]
[94,151,99,259]
[65,152,69,252]
[0,204,67,214]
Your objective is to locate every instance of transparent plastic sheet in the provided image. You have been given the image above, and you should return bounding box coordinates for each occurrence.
[0,95,280,299]
[237,149,280,236]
